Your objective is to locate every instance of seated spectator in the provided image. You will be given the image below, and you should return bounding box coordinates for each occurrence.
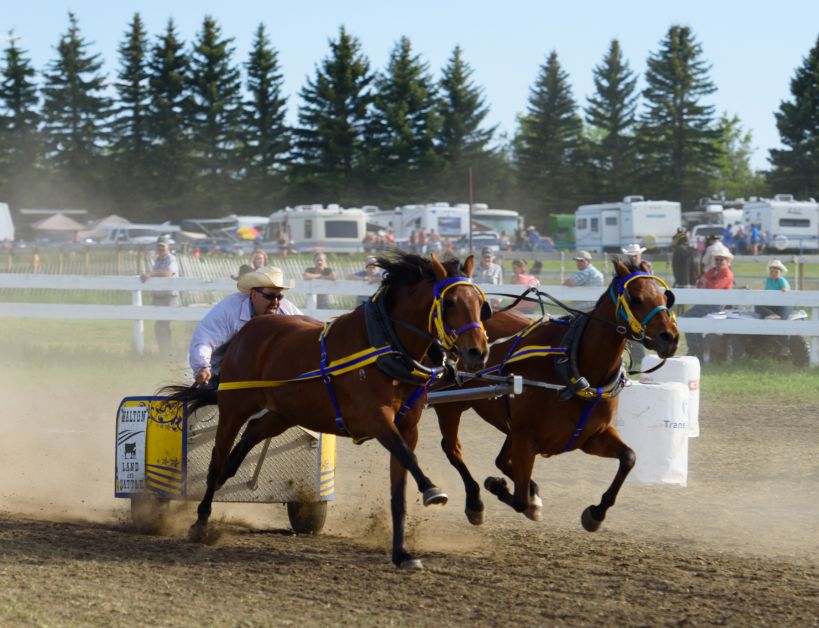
[474,247,503,285]
[511,258,539,313]
[685,242,734,353]
[757,259,792,319]
[347,256,383,306]
[250,248,268,270]
[563,250,604,287]
[303,252,337,309]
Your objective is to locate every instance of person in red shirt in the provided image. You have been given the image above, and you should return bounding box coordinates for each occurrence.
[685,242,734,357]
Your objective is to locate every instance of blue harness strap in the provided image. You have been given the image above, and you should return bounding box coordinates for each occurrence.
[562,392,602,452]
[319,326,347,434]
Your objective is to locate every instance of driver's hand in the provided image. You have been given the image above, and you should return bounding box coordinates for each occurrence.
[194,367,212,385]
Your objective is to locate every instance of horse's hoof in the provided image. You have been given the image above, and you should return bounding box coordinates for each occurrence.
[398,558,424,570]
[188,523,207,543]
[484,476,507,495]
[532,493,543,510]
[465,507,484,526]
[423,487,448,506]
[524,505,542,522]
[581,506,602,532]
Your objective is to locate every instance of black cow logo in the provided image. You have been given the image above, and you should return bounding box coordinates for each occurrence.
[124,442,137,459]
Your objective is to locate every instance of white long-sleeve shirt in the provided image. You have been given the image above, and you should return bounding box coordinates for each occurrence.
[188,291,302,375]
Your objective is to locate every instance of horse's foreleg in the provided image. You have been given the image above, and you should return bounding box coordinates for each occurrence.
[375,419,447,508]
[485,433,539,520]
[189,408,248,542]
[487,435,543,518]
[436,405,483,525]
[388,454,419,569]
[579,427,636,532]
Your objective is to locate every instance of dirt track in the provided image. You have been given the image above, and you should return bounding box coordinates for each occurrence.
[1,373,818,625]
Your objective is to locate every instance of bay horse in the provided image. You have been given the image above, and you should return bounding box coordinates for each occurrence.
[165,253,489,569]
[670,228,700,287]
[433,258,679,530]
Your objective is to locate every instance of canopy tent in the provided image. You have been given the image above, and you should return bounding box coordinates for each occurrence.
[78,214,130,240]
[32,213,87,231]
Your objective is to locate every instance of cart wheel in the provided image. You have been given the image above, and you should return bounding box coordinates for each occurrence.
[287,501,327,535]
[130,493,169,533]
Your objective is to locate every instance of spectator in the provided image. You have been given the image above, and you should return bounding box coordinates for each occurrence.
[526,225,540,251]
[563,250,604,287]
[302,252,337,309]
[409,229,417,252]
[189,267,301,386]
[499,231,510,251]
[417,227,427,254]
[530,260,543,278]
[474,247,503,285]
[347,256,383,306]
[750,224,761,256]
[428,229,441,253]
[684,242,734,354]
[140,235,180,356]
[701,234,723,272]
[511,258,539,313]
[621,243,651,272]
[250,248,269,270]
[758,259,791,319]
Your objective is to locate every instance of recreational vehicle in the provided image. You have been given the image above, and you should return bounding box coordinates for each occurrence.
[742,194,819,252]
[367,203,470,241]
[0,203,13,242]
[574,196,682,252]
[266,205,367,253]
[471,204,522,238]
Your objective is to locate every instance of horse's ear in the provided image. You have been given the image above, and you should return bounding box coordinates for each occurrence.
[463,255,475,278]
[640,260,651,273]
[430,254,447,281]
[612,256,630,277]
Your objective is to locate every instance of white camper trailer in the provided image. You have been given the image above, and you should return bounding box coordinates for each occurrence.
[267,205,367,253]
[743,194,819,252]
[574,196,682,252]
[0,203,13,242]
[471,204,523,237]
[367,203,471,241]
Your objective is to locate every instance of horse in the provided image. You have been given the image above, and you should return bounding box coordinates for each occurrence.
[433,258,679,530]
[670,228,701,288]
[164,253,490,569]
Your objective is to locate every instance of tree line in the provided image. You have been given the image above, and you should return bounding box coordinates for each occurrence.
[0,13,817,228]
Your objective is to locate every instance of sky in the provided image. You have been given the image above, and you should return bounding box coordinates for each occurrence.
[2,1,818,174]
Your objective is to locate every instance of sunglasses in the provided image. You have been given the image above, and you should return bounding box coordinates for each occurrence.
[714,256,727,261]
[254,290,284,302]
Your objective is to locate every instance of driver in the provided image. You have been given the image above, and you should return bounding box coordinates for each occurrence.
[189,267,302,386]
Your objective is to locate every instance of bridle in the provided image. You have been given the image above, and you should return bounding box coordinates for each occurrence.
[428,277,490,351]
[610,272,676,342]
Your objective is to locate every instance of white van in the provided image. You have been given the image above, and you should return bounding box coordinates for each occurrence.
[0,203,14,242]
[267,205,367,253]
[103,223,180,245]
[743,194,819,252]
[575,196,682,252]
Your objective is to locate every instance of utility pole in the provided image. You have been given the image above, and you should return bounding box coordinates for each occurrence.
[468,168,474,256]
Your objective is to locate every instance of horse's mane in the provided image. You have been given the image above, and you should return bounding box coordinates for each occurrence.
[376,252,465,288]
[588,258,645,311]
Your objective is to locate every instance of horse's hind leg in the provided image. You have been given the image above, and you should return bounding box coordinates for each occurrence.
[485,432,539,520]
[217,411,288,486]
[579,427,636,532]
[436,404,483,525]
[189,405,251,542]
[486,435,542,520]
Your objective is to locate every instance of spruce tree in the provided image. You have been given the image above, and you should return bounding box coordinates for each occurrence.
[291,26,373,203]
[638,25,720,207]
[713,113,768,199]
[187,15,244,211]
[146,19,191,218]
[0,34,41,205]
[242,23,289,209]
[110,13,151,213]
[367,36,439,204]
[584,39,639,201]
[768,35,819,198]
[436,45,498,203]
[40,12,111,204]
[514,50,584,214]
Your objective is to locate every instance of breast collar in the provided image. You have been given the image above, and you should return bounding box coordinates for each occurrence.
[364,290,443,385]
[554,314,627,402]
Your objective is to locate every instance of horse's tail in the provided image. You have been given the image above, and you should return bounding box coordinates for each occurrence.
[159,383,218,413]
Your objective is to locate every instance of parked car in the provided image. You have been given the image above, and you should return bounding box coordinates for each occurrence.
[452,232,501,254]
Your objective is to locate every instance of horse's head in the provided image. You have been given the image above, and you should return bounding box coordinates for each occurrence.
[610,259,679,358]
[428,254,490,372]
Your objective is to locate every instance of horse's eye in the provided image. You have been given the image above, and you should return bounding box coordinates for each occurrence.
[631,297,642,305]
[443,298,455,309]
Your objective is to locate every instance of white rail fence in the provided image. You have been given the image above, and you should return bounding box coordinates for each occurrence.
[1,273,818,365]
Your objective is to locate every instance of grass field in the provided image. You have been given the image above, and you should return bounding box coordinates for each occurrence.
[1,318,815,403]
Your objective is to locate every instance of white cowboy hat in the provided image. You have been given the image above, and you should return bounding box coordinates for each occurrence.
[767,259,788,274]
[709,242,734,261]
[621,243,647,256]
[237,266,294,293]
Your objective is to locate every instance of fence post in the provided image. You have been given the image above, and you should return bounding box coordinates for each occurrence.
[559,250,565,284]
[812,307,819,368]
[132,289,145,355]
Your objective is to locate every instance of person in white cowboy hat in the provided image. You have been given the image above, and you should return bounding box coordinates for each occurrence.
[140,234,179,356]
[759,259,791,319]
[188,267,302,386]
[621,243,651,271]
[685,241,735,356]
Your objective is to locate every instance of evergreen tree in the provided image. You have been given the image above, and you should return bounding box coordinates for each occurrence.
[435,45,498,203]
[768,35,819,198]
[187,15,244,211]
[367,36,439,204]
[242,23,289,209]
[110,13,151,212]
[40,12,112,205]
[0,34,41,206]
[146,19,191,218]
[291,26,373,203]
[514,50,584,214]
[584,39,639,200]
[713,113,768,199]
[638,25,720,207]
